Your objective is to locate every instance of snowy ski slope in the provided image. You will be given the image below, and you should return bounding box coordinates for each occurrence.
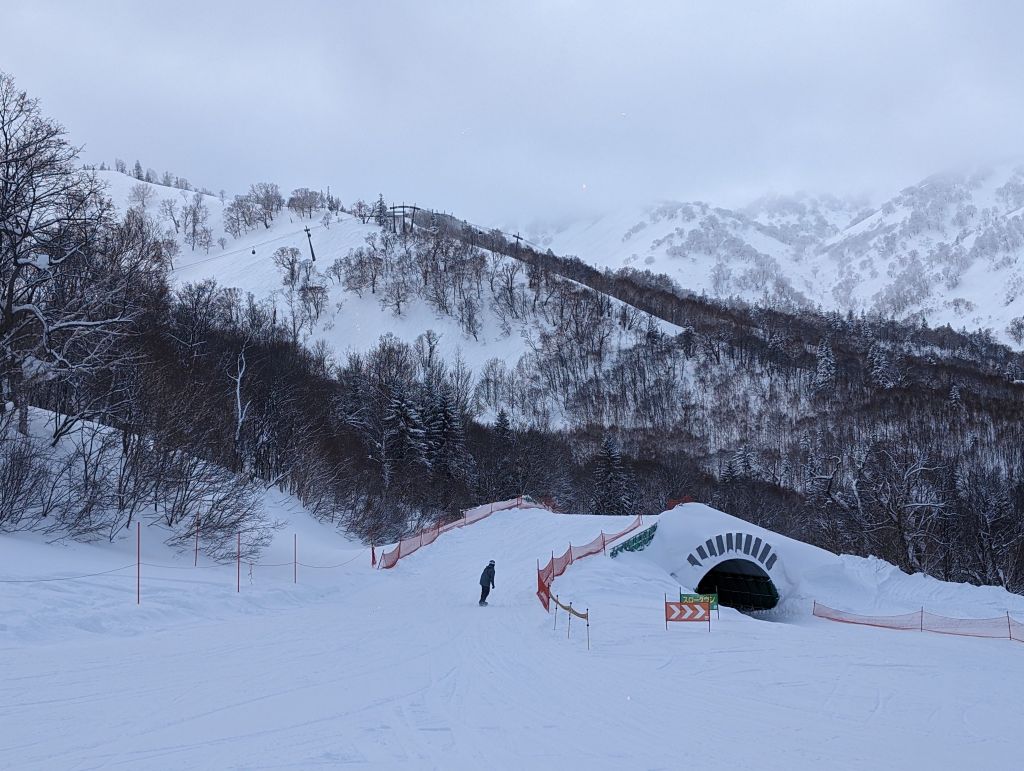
[3,500,1024,769]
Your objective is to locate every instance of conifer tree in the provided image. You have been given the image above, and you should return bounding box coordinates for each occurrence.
[813,341,836,396]
[374,194,389,228]
[590,435,633,515]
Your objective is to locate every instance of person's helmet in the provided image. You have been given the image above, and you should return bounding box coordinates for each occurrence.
[488,560,495,565]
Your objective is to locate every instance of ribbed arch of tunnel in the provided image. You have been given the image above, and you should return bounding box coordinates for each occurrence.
[695,558,779,611]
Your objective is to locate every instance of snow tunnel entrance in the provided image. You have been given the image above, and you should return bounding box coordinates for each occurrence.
[696,558,779,611]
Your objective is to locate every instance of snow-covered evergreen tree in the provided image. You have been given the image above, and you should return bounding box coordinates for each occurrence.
[374,194,389,228]
[949,383,963,408]
[422,383,469,482]
[384,389,427,467]
[590,436,633,515]
[813,341,836,396]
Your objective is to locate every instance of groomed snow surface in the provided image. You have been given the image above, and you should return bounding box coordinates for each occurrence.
[3,501,1023,770]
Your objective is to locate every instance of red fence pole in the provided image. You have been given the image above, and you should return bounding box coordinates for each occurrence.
[136,522,140,605]
[237,533,241,593]
[293,533,297,584]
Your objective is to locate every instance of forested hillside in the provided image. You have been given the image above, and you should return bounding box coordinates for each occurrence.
[3,70,1023,594]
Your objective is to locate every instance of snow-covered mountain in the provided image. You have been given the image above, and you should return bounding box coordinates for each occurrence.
[98,170,683,429]
[531,163,1024,344]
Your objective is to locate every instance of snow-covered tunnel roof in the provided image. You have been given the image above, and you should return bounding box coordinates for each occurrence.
[641,503,839,602]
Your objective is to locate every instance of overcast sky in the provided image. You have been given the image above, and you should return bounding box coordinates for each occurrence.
[6,1,1023,226]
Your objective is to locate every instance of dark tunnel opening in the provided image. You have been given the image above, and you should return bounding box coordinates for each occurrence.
[696,558,779,611]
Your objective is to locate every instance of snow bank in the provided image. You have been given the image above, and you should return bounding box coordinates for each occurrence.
[637,502,1024,619]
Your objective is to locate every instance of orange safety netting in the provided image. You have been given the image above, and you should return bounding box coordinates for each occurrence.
[814,601,1024,642]
[378,497,527,571]
[536,514,644,611]
[923,611,1012,639]
[551,594,588,619]
[1011,616,1024,643]
[813,601,922,631]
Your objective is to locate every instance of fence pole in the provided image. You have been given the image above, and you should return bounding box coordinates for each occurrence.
[920,607,924,632]
[553,595,558,630]
[293,533,297,584]
[371,544,376,567]
[601,532,606,554]
[708,602,711,633]
[1009,612,1013,640]
[194,514,199,567]
[586,611,590,651]
[567,602,573,639]
[237,533,241,593]
[136,522,140,605]
[664,593,668,630]
[568,543,573,565]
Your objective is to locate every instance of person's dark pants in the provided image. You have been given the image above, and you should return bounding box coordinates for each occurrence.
[480,585,491,604]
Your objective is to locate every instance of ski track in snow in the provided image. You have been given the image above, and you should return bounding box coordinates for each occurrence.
[3,504,1023,770]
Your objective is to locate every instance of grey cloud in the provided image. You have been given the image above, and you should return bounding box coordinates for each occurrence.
[6,0,1023,226]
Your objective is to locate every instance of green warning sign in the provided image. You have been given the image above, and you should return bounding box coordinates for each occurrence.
[681,592,718,609]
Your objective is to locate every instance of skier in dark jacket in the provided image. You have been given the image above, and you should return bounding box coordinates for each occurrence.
[479,560,495,606]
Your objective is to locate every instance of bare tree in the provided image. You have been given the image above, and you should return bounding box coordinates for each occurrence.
[0,72,157,435]
[159,198,180,233]
[128,182,155,211]
[249,182,284,228]
[351,199,371,224]
[272,246,302,286]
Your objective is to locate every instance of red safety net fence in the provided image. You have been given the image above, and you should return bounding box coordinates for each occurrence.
[377,497,531,570]
[536,514,644,611]
[813,601,1024,643]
